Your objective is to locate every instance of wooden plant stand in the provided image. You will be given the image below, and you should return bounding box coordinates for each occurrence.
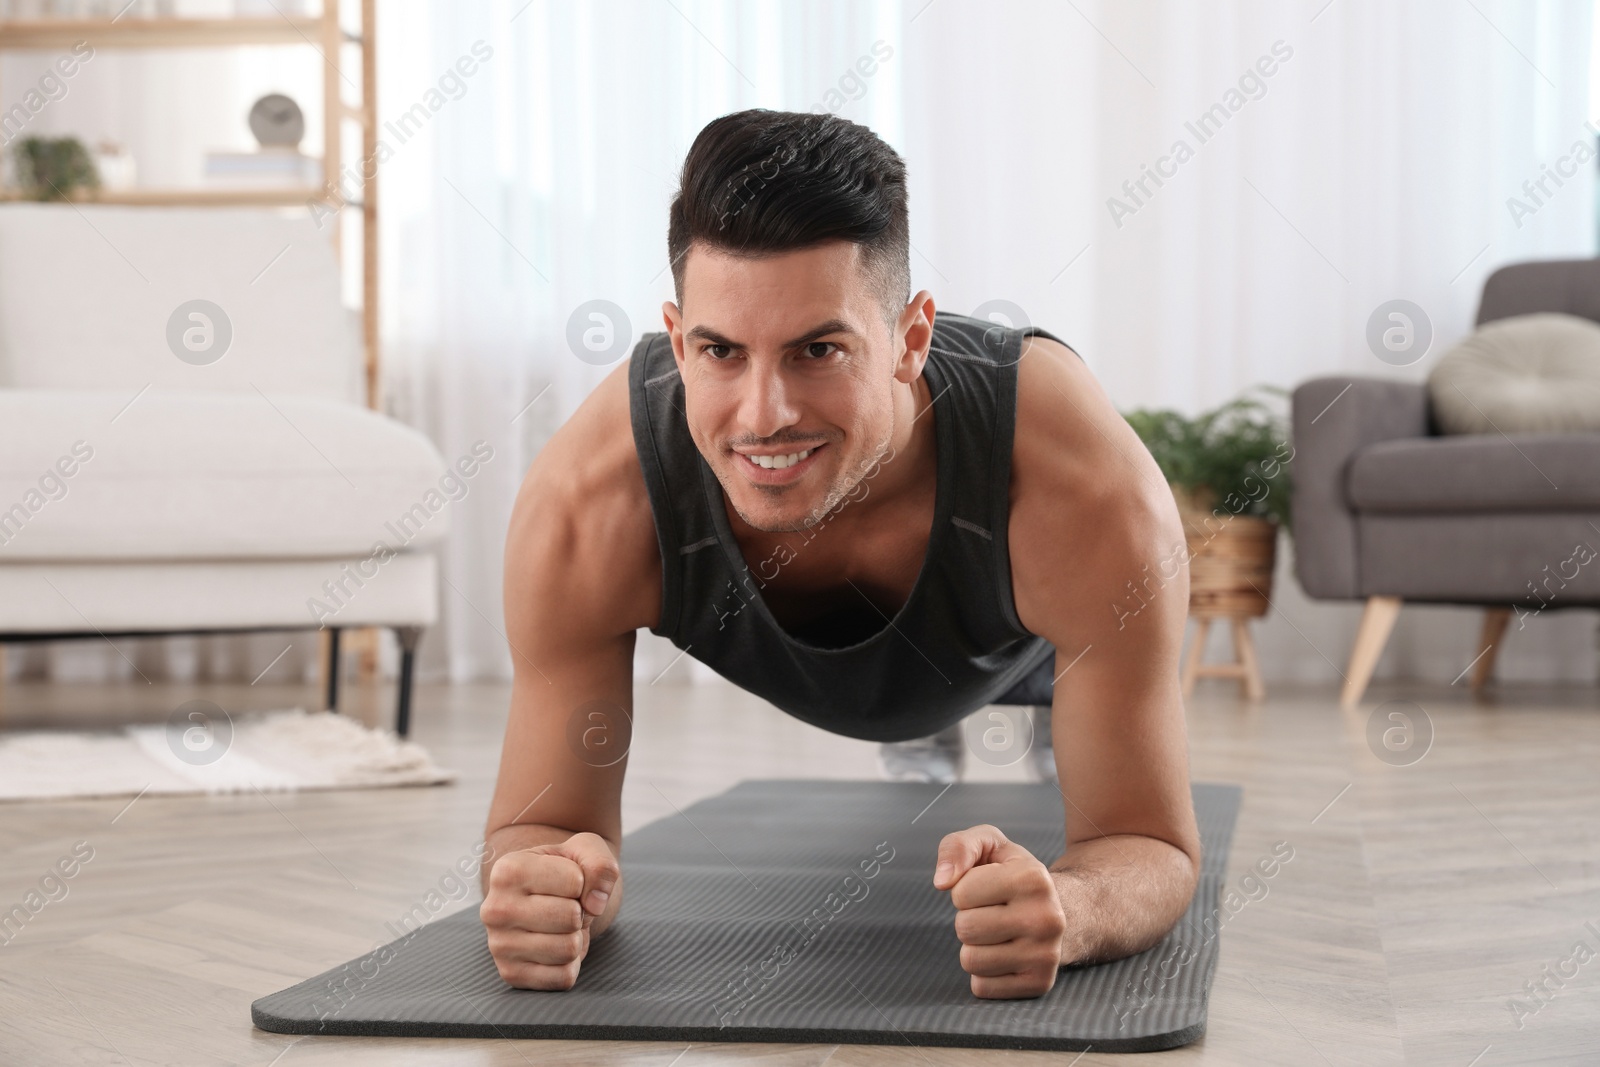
[1178,510,1277,701]
[1182,614,1266,701]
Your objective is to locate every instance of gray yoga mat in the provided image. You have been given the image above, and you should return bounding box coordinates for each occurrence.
[253,779,1240,1053]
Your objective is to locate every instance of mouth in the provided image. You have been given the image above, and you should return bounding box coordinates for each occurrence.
[732,443,827,486]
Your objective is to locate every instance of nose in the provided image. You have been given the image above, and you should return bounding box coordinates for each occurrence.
[737,361,801,440]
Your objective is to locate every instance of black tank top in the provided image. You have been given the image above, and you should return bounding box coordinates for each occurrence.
[628,312,1073,743]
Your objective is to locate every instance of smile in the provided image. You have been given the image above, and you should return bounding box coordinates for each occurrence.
[741,447,816,470]
[733,443,828,484]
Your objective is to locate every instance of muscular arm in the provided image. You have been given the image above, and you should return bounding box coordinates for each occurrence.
[1009,336,1201,966]
[480,361,661,954]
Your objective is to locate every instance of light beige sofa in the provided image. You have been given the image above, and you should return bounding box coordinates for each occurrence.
[0,204,446,734]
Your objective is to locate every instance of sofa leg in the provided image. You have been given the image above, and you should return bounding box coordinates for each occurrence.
[325,627,341,713]
[1340,596,1402,707]
[1471,608,1512,690]
[358,626,381,683]
[394,626,422,738]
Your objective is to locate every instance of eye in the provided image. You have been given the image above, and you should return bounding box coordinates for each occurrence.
[704,344,734,360]
[803,342,838,359]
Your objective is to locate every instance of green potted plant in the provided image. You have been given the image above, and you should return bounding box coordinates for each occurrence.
[11,136,101,202]
[1122,387,1293,697]
[1122,386,1292,528]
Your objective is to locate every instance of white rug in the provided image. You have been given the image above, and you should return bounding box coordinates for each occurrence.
[0,708,456,801]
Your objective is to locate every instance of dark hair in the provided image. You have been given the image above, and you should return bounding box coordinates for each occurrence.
[667,109,910,332]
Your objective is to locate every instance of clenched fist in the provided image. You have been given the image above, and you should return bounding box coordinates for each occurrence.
[480,831,620,990]
[933,823,1067,998]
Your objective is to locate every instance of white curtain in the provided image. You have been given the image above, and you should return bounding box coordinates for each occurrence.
[377,0,901,685]
[6,0,1596,690]
[901,0,1600,683]
[387,0,1599,687]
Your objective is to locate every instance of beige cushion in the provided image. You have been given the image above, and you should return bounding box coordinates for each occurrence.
[0,204,362,403]
[1428,312,1600,434]
[0,388,453,561]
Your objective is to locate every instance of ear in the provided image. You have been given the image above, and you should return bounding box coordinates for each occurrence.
[893,290,936,385]
[662,301,686,374]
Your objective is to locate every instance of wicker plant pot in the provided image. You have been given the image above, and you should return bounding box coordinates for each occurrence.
[1170,485,1280,700]
[1182,512,1278,618]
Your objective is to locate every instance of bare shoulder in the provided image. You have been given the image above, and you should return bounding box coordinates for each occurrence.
[504,361,662,648]
[1008,335,1186,645]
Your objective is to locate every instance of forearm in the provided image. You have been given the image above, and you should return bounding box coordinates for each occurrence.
[1048,834,1198,965]
[481,823,626,937]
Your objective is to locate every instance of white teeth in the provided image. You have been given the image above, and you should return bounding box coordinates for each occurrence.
[745,447,813,470]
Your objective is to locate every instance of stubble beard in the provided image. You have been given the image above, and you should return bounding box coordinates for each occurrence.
[731,426,895,534]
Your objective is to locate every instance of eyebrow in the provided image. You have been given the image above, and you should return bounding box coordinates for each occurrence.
[685,318,858,351]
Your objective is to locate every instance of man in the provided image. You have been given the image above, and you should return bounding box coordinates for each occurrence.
[479,108,1200,1000]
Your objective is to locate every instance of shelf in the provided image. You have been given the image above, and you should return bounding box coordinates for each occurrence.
[0,186,337,206]
[0,16,338,50]
[0,0,380,412]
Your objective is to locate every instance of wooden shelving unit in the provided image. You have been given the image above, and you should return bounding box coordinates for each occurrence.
[0,2,381,409]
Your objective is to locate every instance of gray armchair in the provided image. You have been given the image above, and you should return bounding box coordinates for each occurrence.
[1291,258,1600,705]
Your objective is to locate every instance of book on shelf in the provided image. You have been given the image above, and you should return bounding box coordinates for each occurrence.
[203,147,321,188]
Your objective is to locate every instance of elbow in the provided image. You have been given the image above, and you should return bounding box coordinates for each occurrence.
[1156,830,1203,915]
[1167,844,1201,924]
[1179,834,1203,899]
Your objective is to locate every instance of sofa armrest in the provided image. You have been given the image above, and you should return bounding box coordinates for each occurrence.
[1290,376,1431,600]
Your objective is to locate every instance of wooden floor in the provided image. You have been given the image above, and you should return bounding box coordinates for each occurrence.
[0,675,1597,1066]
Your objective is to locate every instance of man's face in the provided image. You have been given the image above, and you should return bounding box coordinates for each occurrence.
[666,239,904,533]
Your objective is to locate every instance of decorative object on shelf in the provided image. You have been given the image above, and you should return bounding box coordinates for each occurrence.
[203,148,321,188]
[1123,387,1292,701]
[234,0,310,16]
[205,93,318,188]
[248,91,304,147]
[89,139,136,191]
[170,0,231,15]
[10,135,99,200]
